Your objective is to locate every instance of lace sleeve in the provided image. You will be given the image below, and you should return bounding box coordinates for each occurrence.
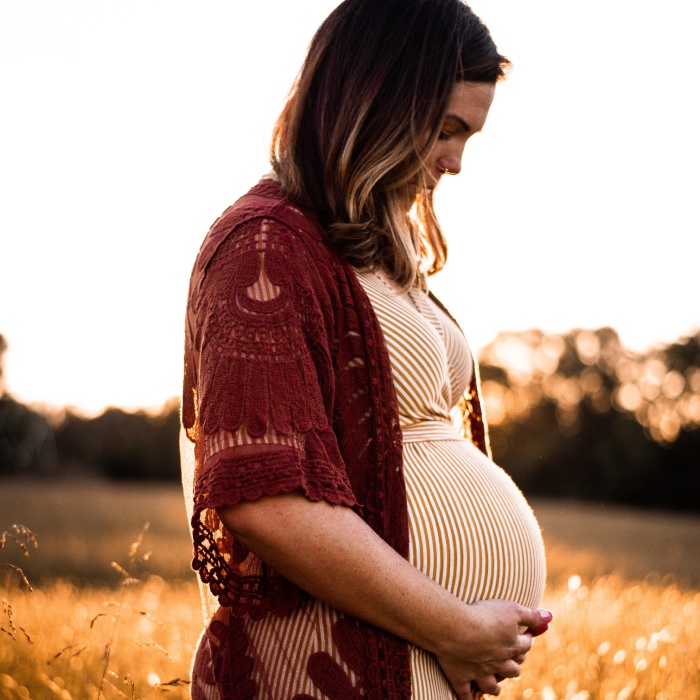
[203,239,312,470]
[200,221,313,466]
[184,215,357,612]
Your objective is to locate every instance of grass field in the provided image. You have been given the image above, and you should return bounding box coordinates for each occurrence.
[2,480,699,699]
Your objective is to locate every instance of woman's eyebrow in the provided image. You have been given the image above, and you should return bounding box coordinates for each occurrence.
[445,114,471,132]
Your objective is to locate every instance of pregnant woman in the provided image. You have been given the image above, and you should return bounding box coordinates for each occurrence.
[180,1,550,698]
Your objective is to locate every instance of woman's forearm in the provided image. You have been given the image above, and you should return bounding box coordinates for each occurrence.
[217,492,546,692]
[220,493,466,652]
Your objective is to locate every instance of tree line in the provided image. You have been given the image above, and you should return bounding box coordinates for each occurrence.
[1,329,698,511]
[478,327,700,512]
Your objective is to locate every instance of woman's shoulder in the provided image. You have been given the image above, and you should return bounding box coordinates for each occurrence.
[195,177,328,276]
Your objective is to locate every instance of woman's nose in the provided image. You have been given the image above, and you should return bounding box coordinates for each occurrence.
[435,155,462,175]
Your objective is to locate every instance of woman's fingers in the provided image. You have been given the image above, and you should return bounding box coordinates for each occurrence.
[469,681,484,699]
[439,601,551,698]
[527,621,549,636]
[494,658,522,679]
[453,681,479,700]
[452,678,484,700]
[522,607,553,634]
[516,632,533,656]
[468,648,530,697]
[517,606,553,633]
[473,675,501,696]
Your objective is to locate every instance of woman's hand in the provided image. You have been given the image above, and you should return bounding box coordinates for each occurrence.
[436,601,553,698]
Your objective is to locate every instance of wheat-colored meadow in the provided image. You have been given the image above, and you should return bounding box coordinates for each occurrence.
[1,481,699,700]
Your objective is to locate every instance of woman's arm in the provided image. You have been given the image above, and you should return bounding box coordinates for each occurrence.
[218,493,550,698]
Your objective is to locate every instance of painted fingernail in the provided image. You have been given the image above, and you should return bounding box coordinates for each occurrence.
[528,622,549,636]
[538,609,554,621]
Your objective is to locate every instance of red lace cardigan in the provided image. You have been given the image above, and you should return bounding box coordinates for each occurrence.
[181,178,490,699]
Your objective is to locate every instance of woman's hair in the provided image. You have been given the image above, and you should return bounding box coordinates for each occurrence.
[271,0,509,287]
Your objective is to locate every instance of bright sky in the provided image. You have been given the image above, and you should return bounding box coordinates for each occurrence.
[1,0,698,415]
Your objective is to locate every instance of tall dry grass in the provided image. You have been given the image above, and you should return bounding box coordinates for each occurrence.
[1,482,699,699]
[501,575,699,699]
[2,574,198,699]
[2,520,197,700]
[4,570,698,699]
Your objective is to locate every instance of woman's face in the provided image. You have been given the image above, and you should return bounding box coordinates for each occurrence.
[425,81,496,188]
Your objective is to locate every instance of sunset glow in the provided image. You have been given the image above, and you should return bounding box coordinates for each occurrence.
[1,0,698,414]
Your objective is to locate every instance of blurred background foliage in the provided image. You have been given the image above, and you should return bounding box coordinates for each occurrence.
[479,327,700,512]
[1,328,698,511]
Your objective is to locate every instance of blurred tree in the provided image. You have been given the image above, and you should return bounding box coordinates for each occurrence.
[0,334,58,475]
[54,399,180,480]
[480,328,700,512]
[0,334,6,394]
[4,327,699,510]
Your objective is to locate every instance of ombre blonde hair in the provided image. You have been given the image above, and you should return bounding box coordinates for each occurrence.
[271,0,510,288]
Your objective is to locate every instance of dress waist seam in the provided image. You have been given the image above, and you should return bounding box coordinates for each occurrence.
[401,421,464,443]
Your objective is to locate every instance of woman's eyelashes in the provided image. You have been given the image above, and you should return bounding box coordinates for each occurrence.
[437,124,467,142]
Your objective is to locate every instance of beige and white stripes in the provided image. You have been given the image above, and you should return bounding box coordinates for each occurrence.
[196,240,545,699]
[356,269,546,699]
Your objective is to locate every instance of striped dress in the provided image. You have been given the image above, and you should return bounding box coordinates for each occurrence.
[189,226,546,698]
[355,269,546,698]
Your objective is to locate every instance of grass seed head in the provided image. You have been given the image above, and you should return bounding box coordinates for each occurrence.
[89,613,108,630]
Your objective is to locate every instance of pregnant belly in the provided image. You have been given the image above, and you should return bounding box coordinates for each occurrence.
[403,437,546,609]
